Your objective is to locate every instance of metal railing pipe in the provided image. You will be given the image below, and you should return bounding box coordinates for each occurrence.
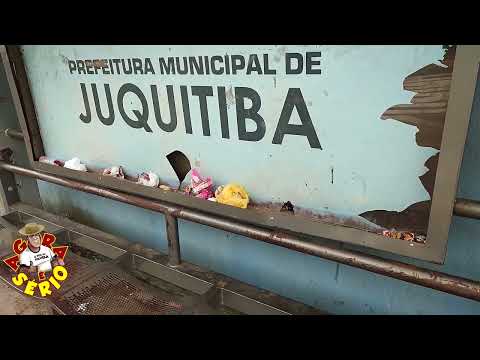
[1,161,480,301]
[454,198,480,220]
[1,128,24,141]
[1,135,480,221]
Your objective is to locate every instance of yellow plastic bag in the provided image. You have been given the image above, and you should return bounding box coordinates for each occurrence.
[215,184,249,209]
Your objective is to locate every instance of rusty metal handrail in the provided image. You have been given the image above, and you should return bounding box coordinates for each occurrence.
[1,161,480,302]
[1,128,24,141]
[454,198,480,220]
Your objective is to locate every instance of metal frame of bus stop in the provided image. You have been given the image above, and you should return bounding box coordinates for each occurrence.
[1,160,480,302]
[1,45,480,305]
[3,45,479,263]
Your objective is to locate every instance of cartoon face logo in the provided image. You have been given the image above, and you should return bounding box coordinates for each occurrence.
[2,223,69,297]
[27,234,42,249]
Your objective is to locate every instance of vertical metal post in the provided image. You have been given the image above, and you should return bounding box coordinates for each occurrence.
[0,148,18,215]
[166,210,181,266]
[0,170,19,216]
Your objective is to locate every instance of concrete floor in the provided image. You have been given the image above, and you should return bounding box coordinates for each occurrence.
[0,279,53,315]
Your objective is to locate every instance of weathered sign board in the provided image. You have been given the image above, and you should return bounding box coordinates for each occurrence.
[1,45,477,263]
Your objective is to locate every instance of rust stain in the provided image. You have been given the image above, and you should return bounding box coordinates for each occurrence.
[273,45,287,63]
[59,54,69,65]
[225,86,235,108]
[92,59,107,69]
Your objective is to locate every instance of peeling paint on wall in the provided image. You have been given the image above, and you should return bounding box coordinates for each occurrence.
[360,46,456,234]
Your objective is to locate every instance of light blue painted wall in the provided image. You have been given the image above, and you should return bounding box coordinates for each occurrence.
[22,45,441,217]
[24,46,480,314]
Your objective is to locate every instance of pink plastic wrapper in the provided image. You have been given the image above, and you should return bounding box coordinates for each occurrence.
[189,169,214,199]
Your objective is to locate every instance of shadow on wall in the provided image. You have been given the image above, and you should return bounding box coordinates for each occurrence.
[38,181,168,252]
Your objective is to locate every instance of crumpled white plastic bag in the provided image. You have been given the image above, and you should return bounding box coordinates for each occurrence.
[64,157,87,172]
[136,172,159,187]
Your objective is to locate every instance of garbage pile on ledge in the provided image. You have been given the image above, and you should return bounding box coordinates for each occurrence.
[382,230,426,244]
[39,157,251,209]
[39,156,427,244]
